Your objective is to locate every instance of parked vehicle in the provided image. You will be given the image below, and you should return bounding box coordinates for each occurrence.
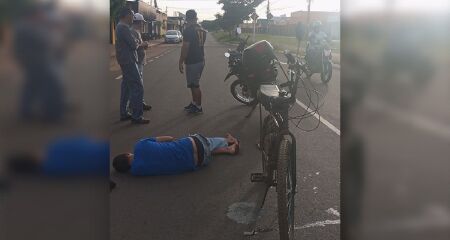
[165,30,182,43]
[224,37,278,105]
[176,30,183,41]
[304,40,333,83]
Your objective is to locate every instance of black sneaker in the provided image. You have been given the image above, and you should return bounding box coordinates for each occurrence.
[120,114,132,121]
[143,104,152,111]
[187,105,203,114]
[184,103,195,111]
[131,118,150,124]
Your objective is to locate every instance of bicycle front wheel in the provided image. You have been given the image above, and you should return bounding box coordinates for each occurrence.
[277,136,295,240]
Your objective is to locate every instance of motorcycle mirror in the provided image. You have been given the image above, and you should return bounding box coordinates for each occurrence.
[224,52,231,58]
[236,27,242,35]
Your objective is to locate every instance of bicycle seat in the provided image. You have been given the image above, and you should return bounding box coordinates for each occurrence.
[258,84,291,110]
[260,84,280,98]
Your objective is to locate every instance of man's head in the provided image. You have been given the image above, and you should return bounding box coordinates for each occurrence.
[113,153,134,173]
[133,13,146,30]
[185,9,198,24]
[119,7,134,25]
[7,153,41,175]
[312,20,322,33]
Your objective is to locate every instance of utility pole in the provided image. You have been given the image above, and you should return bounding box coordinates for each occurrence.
[266,0,273,34]
[251,12,259,42]
[306,0,312,28]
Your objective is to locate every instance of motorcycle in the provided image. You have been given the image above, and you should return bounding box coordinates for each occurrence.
[304,40,333,83]
[224,37,278,105]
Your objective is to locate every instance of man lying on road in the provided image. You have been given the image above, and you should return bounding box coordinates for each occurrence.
[113,133,239,176]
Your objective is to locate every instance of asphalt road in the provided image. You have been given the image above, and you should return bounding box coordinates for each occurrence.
[110,34,340,240]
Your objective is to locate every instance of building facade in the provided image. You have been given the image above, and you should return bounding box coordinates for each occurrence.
[110,0,167,44]
[167,12,185,31]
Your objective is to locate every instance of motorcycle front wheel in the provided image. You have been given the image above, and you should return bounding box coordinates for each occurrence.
[230,79,257,105]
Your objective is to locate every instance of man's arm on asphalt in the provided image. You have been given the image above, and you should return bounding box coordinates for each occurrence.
[179,41,190,73]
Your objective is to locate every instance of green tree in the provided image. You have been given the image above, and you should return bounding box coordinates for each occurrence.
[110,0,126,21]
[217,0,265,32]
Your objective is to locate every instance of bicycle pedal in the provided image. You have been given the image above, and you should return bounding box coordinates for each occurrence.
[250,173,265,182]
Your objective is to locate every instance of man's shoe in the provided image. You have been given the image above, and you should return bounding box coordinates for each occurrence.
[143,104,152,111]
[120,114,132,121]
[184,103,195,111]
[131,118,150,124]
[187,105,203,114]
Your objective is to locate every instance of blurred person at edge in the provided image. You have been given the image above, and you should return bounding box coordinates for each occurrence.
[7,136,109,177]
[13,3,66,122]
[115,7,149,124]
[131,13,152,111]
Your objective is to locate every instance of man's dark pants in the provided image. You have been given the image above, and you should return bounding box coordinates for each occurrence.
[119,63,143,120]
[21,65,64,121]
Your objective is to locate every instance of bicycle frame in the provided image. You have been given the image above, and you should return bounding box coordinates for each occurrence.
[257,53,302,186]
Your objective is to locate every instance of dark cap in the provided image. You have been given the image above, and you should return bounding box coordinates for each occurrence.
[186,9,198,21]
[119,7,134,18]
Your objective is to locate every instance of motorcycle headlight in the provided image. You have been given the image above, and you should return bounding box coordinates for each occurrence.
[224,52,231,58]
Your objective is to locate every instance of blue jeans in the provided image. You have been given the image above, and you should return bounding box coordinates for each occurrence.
[207,137,228,151]
[120,63,143,120]
[138,63,147,104]
[190,134,228,166]
[21,65,64,121]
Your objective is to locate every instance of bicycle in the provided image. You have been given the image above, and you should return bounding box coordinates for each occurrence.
[250,52,305,240]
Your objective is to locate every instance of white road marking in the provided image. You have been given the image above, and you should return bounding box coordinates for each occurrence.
[326,208,340,217]
[366,99,450,140]
[115,75,122,80]
[295,99,341,136]
[295,219,340,230]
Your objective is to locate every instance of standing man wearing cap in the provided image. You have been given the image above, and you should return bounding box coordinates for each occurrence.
[179,9,207,114]
[115,7,149,124]
[131,13,152,111]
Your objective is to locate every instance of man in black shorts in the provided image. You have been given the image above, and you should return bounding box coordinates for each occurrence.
[178,9,207,114]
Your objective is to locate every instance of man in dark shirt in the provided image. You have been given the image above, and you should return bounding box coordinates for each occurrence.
[179,9,207,114]
[115,7,149,124]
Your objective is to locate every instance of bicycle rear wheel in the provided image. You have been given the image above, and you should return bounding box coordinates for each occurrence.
[277,136,295,240]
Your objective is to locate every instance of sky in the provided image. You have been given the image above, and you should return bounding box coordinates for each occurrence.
[150,0,341,21]
[57,1,449,20]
